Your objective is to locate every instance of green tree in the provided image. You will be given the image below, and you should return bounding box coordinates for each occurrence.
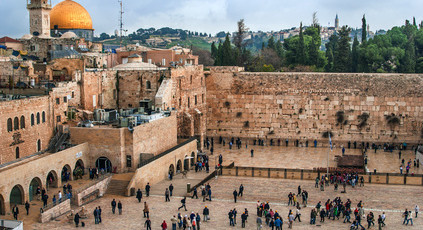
[211,42,218,60]
[267,36,276,50]
[362,15,367,43]
[221,34,235,66]
[333,26,352,72]
[351,36,359,72]
[297,22,306,65]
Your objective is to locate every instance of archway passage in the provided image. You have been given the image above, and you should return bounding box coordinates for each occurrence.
[61,165,72,182]
[184,157,189,171]
[169,164,175,176]
[10,185,24,206]
[190,152,195,166]
[29,177,42,201]
[176,160,182,173]
[74,159,85,180]
[46,170,59,189]
[96,157,112,173]
[0,194,5,215]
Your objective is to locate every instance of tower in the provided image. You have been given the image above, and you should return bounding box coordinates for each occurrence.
[335,14,339,29]
[27,0,52,37]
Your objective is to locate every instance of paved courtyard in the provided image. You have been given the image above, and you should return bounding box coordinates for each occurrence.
[209,143,422,174]
[30,176,422,229]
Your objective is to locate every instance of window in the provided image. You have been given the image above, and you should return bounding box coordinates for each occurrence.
[7,118,12,132]
[190,75,193,84]
[71,91,75,98]
[15,147,19,159]
[63,97,67,103]
[31,114,34,126]
[126,155,132,168]
[36,113,40,124]
[42,112,45,123]
[188,97,190,108]
[202,94,205,103]
[179,98,182,108]
[37,139,41,152]
[20,116,25,129]
[146,81,151,90]
[14,117,19,130]
[56,115,61,123]
[56,98,60,104]
[179,79,182,89]
[195,95,197,105]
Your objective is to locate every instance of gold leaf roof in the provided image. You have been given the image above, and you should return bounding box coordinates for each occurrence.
[50,0,93,30]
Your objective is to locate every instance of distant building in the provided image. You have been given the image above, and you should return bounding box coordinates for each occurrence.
[335,14,339,30]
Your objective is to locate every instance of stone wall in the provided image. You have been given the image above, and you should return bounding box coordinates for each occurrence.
[39,199,71,223]
[206,70,423,144]
[126,139,197,196]
[70,115,178,172]
[81,70,117,111]
[72,175,112,206]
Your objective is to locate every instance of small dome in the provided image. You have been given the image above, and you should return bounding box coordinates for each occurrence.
[61,31,78,39]
[21,34,33,40]
[38,34,50,39]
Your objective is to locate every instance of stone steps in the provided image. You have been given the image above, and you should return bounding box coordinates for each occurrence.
[106,173,134,196]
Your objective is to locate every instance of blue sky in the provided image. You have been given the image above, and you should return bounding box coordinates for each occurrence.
[1,0,422,38]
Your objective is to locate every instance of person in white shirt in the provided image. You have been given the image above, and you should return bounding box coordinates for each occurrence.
[415,205,419,218]
[381,212,386,226]
[58,191,62,203]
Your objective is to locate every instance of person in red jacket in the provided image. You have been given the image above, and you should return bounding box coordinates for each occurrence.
[161,220,168,230]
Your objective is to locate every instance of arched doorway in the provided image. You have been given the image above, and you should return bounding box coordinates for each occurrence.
[46,170,58,189]
[95,157,112,173]
[29,177,42,201]
[0,194,5,215]
[184,156,189,171]
[74,159,85,179]
[169,164,175,175]
[190,152,195,166]
[10,185,24,206]
[176,160,182,173]
[61,165,72,182]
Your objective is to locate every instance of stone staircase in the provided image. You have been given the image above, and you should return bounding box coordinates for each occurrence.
[106,173,134,196]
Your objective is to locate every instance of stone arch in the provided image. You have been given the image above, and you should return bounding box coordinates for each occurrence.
[176,159,182,172]
[95,157,112,173]
[61,164,72,182]
[169,164,175,176]
[0,194,5,215]
[190,152,195,166]
[20,116,25,129]
[42,111,46,123]
[75,159,85,172]
[74,159,85,179]
[36,112,40,124]
[7,118,12,132]
[46,170,59,189]
[183,155,189,171]
[13,117,19,130]
[29,177,42,201]
[10,184,24,205]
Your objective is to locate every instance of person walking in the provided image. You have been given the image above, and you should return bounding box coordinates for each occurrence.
[165,188,170,202]
[196,213,201,230]
[415,205,419,218]
[169,184,174,196]
[294,207,301,222]
[145,183,151,197]
[74,212,80,227]
[233,190,238,203]
[136,188,143,202]
[12,205,19,220]
[239,184,244,197]
[117,200,122,215]
[25,201,30,215]
[256,216,262,230]
[144,202,149,218]
[178,197,187,211]
[161,220,168,230]
[192,187,198,199]
[203,206,209,222]
[171,215,178,230]
[144,217,152,230]
[111,199,116,214]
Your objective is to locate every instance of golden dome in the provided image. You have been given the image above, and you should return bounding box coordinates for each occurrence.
[50,0,93,30]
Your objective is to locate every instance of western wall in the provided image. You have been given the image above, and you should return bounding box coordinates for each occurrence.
[206,67,423,145]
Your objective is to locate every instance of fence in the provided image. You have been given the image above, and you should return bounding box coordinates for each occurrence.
[221,165,423,186]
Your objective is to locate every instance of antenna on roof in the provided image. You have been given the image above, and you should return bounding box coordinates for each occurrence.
[118,0,124,46]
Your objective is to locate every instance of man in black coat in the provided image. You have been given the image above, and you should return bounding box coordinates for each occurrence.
[111,199,117,214]
[12,205,19,220]
[74,212,80,227]
[145,183,151,197]
[169,184,174,196]
[136,189,143,202]
[233,190,238,203]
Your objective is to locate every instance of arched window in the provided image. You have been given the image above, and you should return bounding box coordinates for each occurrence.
[14,117,19,130]
[31,114,34,126]
[20,116,25,129]
[36,112,40,124]
[146,80,151,90]
[42,111,46,123]
[37,139,41,152]
[16,147,20,159]
[190,75,193,84]
[7,118,12,132]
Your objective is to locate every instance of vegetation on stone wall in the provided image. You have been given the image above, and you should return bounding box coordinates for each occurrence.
[357,112,370,130]
[386,113,400,130]
[244,121,250,128]
[322,131,334,138]
[236,112,242,118]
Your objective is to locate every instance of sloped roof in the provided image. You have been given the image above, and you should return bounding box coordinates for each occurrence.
[0,36,21,43]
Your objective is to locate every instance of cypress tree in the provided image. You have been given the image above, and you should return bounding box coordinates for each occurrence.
[351,36,359,72]
[297,22,306,65]
[361,15,367,43]
[334,26,352,72]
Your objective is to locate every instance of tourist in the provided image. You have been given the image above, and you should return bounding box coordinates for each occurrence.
[58,191,62,203]
[288,211,294,228]
[25,201,30,215]
[415,205,419,218]
[169,184,174,196]
[378,215,383,229]
[93,207,99,224]
[136,188,143,202]
[52,195,56,206]
[98,206,102,223]
[196,213,201,230]
[203,206,209,222]
[201,188,206,202]
[117,200,122,215]
[310,208,316,225]
[402,209,409,224]
[241,212,247,228]
[145,183,151,197]
[381,212,386,226]
[228,209,234,226]
[256,216,262,230]
[144,202,149,218]
[111,199,116,214]
[192,187,198,199]
[145,217,152,230]
[178,196,187,211]
[207,186,212,201]
[165,188,170,202]
[161,220,168,230]
[74,212,80,227]
[12,204,19,220]
[275,217,283,230]
[233,189,238,203]
[233,208,238,225]
[171,215,178,230]
[294,207,301,222]
[406,211,413,225]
